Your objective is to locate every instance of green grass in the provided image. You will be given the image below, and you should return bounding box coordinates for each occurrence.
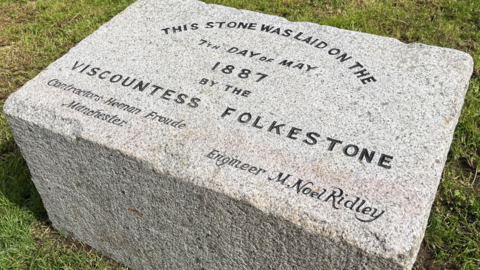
[0,0,479,269]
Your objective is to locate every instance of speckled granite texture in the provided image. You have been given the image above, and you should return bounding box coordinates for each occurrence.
[3,0,474,269]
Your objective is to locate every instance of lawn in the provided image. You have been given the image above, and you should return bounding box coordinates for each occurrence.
[0,0,479,269]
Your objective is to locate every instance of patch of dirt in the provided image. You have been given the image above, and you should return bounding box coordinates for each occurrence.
[459,39,476,52]
[30,221,131,269]
[413,240,454,270]
[470,163,480,191]
[474,172,480,191]
[31,221,90,253]
[451,158,480,193]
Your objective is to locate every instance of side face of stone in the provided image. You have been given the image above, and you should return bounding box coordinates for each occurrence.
[3,0,474,269]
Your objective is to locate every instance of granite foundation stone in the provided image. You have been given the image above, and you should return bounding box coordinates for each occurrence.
[3,0,474,269]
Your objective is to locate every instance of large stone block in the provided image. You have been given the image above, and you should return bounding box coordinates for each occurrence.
[3,0,474,269]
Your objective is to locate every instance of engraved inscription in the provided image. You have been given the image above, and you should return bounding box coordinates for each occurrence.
[220,107,394,169]
[207,149,267,175]
[211,62,268,82]
[62,100,128,127]
[45,18,397,224]
[177,23,378,84]
[268,172,386,223]
[203,149,386,222]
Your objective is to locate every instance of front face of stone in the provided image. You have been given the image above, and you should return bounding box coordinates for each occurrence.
[3,0,473,269]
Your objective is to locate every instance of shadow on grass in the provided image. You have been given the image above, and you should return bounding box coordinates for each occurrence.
[413,240,452,270]
[0,135,48,221]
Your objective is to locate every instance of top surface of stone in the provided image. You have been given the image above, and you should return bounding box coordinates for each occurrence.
[4,0,474,266]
